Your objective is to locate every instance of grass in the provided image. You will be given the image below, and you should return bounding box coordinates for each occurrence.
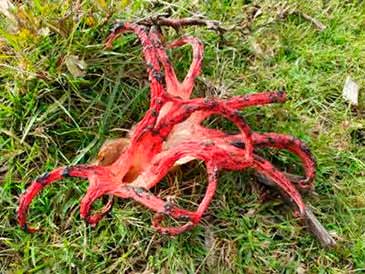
[1,0,365,273]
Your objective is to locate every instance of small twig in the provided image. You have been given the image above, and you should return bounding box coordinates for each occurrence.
[275,3,326,32]
[304,206,336,247]
[137,16,236,36]
[136,15,242,47]
[295,11,326,31]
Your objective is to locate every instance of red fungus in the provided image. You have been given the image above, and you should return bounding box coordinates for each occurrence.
[18,18,335,247]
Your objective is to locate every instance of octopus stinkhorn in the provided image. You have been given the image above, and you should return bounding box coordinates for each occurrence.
[18,17,335,247]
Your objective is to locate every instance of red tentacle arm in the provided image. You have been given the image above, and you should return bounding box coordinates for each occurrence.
[106,22,164,100]
[147,26,204,99]
[224,91,286,109]
[82,196,114,226]
[79,179,115,226]
[252,132,316,189]
[203,131,316,189]
[18,165,102,232]
[157,91,286,128]
[148,27,180,98]
[166,36,204,99]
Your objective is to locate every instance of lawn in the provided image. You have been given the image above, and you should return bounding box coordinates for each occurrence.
[1,0,365,273]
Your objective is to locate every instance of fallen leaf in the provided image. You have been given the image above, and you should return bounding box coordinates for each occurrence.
[95,138,129,166]
[0,0,15,20]
[300,12,326,31]
[342,76,359,105]
[64,55,87,77]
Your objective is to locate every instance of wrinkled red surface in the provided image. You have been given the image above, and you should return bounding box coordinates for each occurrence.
[18,22,317,236]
